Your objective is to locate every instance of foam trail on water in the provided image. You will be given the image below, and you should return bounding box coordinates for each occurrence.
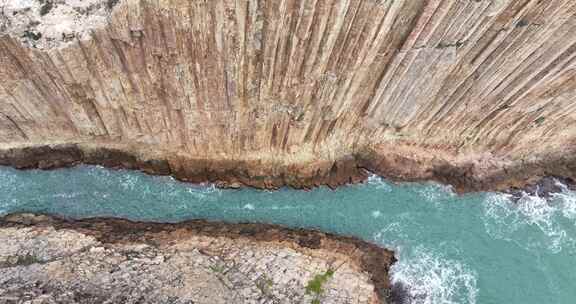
[267,205,315,210]
[52,192,82,199]
[183,183,222,201]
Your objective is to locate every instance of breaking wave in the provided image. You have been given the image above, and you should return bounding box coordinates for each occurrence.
[483,180,576,254]
[373,223,477,304]
[366,174,393,192]
[415,183,455,204]
[243,203,255,210]
[389,246,478,304]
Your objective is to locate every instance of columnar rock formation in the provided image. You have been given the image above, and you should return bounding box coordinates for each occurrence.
[1,0,575,191]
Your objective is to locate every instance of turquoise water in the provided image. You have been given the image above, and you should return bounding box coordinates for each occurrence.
[1,166,575,304]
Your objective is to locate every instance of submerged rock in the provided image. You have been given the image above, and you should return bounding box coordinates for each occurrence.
[505,176,576,201]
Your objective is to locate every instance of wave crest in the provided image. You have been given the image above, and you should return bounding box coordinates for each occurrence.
[390,246,478,304]
[483,181,576,254]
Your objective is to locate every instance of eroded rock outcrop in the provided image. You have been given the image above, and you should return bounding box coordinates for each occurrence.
[0,0,575,191]
[0,213,396,304]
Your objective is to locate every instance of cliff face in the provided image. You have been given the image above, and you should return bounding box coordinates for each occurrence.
[1,0,576,191]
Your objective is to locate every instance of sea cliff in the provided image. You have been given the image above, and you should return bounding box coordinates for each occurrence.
[1,0,575,192]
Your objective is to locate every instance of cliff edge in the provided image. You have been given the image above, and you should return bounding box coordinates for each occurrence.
[1,0,575,192]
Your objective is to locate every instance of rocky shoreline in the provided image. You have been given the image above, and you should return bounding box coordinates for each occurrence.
[1,143,573,304]
[0,213,396,304]
[1,142,574,195]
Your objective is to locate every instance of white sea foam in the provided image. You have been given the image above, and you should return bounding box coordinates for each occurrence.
[86,165,110,178]
[367,174,392,191]
[390,246,478,304]
[372,210,382,218]
[551,184,576,223]
[182,184,222,201]
[374,221,478,303]
[52,192,82,199]
[119,174,138,191]
[416,183,455,204]
[243,203,255,210]
[483,182,576,253]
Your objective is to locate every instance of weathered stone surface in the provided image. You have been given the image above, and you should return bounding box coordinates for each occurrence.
[0,0,575,191]
[0,213,396,304]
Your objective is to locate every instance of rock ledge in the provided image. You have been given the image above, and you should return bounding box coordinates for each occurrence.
[0,213,396,304]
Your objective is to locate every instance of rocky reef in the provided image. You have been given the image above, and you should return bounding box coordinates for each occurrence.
[0,0,575,192]
[0,213,396,304]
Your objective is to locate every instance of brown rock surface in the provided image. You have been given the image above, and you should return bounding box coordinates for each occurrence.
[0,213,396,304]
[0,0,576,191]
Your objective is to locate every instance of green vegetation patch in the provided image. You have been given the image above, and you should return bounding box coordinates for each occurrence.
[305,268,335,303]
[256,275,274,296]
[534,116,546,126]
[208,264,226,273]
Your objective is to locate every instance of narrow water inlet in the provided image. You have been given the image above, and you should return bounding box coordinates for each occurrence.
[1,166,575,304]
